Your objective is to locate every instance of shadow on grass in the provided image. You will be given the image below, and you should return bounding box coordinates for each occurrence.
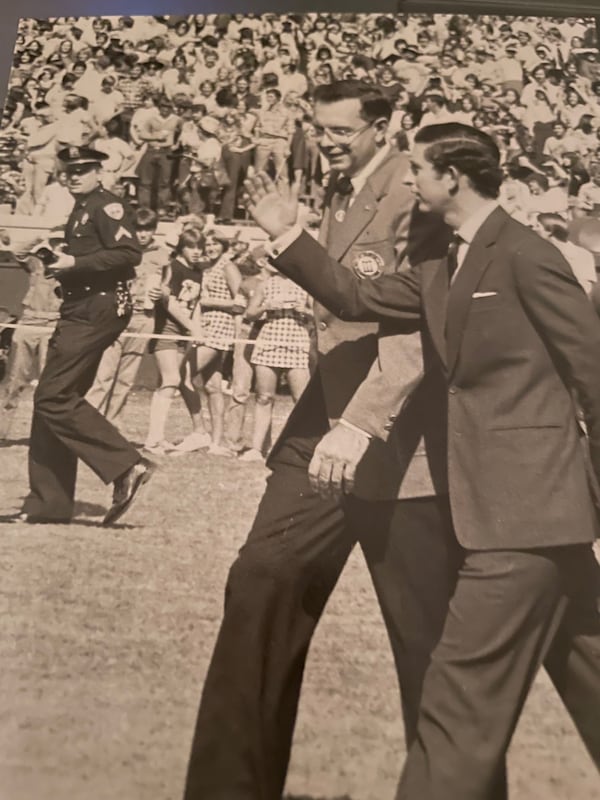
[0,437,29,447]
[73,501,106,517]
[0,513,137,530]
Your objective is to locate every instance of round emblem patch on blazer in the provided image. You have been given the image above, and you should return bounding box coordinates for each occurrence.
[352,250,385,279]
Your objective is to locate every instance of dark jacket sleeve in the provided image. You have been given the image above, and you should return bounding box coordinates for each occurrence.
[273,230,422,328]
[72,200,141,273]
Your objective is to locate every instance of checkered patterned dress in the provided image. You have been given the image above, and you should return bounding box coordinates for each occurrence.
[199,257,236,351]
[251,275,311,369]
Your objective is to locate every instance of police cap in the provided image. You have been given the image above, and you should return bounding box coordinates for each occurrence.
[57,145,108,174]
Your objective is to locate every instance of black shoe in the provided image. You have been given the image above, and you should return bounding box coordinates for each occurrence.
[103,457,156,526]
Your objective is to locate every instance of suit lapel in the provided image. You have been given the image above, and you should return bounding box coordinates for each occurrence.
[324,150,409,263]
[318,205,331,246]
[445,207,508,376]
[328,183,378,261]
[422,259,449,371]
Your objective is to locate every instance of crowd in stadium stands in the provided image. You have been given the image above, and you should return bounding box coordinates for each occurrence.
[1,12,600,223]
[2,12,600,459]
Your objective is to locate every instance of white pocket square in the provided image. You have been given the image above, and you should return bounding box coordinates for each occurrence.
[472,291,498,298]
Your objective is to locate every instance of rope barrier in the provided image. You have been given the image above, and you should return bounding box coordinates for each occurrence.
[0,322,260,346]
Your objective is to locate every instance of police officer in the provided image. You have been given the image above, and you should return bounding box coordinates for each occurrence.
[17,145,154,526]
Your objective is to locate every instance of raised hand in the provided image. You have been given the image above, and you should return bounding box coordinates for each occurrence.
[243,171,300,238]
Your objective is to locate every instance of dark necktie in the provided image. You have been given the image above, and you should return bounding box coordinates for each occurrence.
[446,234,462,285]
[335,175,354,197]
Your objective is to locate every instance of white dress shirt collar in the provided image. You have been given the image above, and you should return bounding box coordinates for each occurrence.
[456,200,500,248]
[450,200,500,282]
[348,143,391,198]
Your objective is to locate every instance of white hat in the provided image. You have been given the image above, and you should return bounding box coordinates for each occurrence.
[199,116,219,135]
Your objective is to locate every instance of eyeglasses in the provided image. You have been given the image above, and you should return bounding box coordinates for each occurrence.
[312,121,374,144]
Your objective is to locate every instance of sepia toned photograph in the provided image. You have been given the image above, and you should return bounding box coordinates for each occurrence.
[0,7,599,800]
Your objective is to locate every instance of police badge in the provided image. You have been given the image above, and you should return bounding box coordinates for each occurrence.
[352,250,385,279]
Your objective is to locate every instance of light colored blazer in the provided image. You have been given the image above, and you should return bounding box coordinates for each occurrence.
[270,148,451,501]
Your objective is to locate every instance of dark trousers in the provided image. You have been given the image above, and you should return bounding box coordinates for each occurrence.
[22,292,141,521]
[136,148,172,211]
[219,147,253,221]
[183,429,458,800]
[184,391,600,800]
[397,542,600,800]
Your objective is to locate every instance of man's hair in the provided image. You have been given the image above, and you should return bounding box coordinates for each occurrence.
[135,207,158,230]
[414,122,503,198]
[140,89,159,103]
[537,213,569,242]
[264,87,282,101]
[313,80,392,122]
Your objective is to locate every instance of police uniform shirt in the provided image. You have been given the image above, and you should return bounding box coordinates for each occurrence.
[60,186,141,288]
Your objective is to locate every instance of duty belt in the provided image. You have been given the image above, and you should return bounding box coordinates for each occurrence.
[57,279,128,301]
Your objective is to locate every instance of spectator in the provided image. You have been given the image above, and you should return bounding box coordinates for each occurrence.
[0,247,61,435]
[223,246,268,454]
[16,104,60,213]
[535,211,597,294]
[93,117,138,191]
[187,231,242,456]
[254,87,295,177]
[90,76,126,127]
[135,95,180,212]
[419,92,455,127]
[87,207,170,427]
[54,93,94,148]
[242,263,312,462]
[218,98,257,223]
[577,160,600,213]
[543,119,581,160]
[144,226,210,454]
[524,170,570,218]
[33,170,75,223]
[178,115,226,217]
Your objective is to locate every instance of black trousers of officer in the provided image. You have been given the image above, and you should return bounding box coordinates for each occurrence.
[183,380,600,800]
[22,290,141,521]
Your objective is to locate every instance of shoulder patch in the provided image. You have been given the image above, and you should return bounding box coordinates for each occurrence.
[103,202,124,221]
[115,225,133,241]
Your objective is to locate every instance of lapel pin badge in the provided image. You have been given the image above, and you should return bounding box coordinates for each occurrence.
[334,209,346,223]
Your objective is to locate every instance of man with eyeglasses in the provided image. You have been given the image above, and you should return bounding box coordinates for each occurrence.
[183,80,452,800]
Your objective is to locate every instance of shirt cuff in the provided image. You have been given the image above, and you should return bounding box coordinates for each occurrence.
[264,223,304,259]
[338,418,373,440]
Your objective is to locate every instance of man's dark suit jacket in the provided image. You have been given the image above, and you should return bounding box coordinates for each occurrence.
[273,205,600,550]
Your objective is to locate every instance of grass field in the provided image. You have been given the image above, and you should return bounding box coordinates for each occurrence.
[0,388,598,800]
